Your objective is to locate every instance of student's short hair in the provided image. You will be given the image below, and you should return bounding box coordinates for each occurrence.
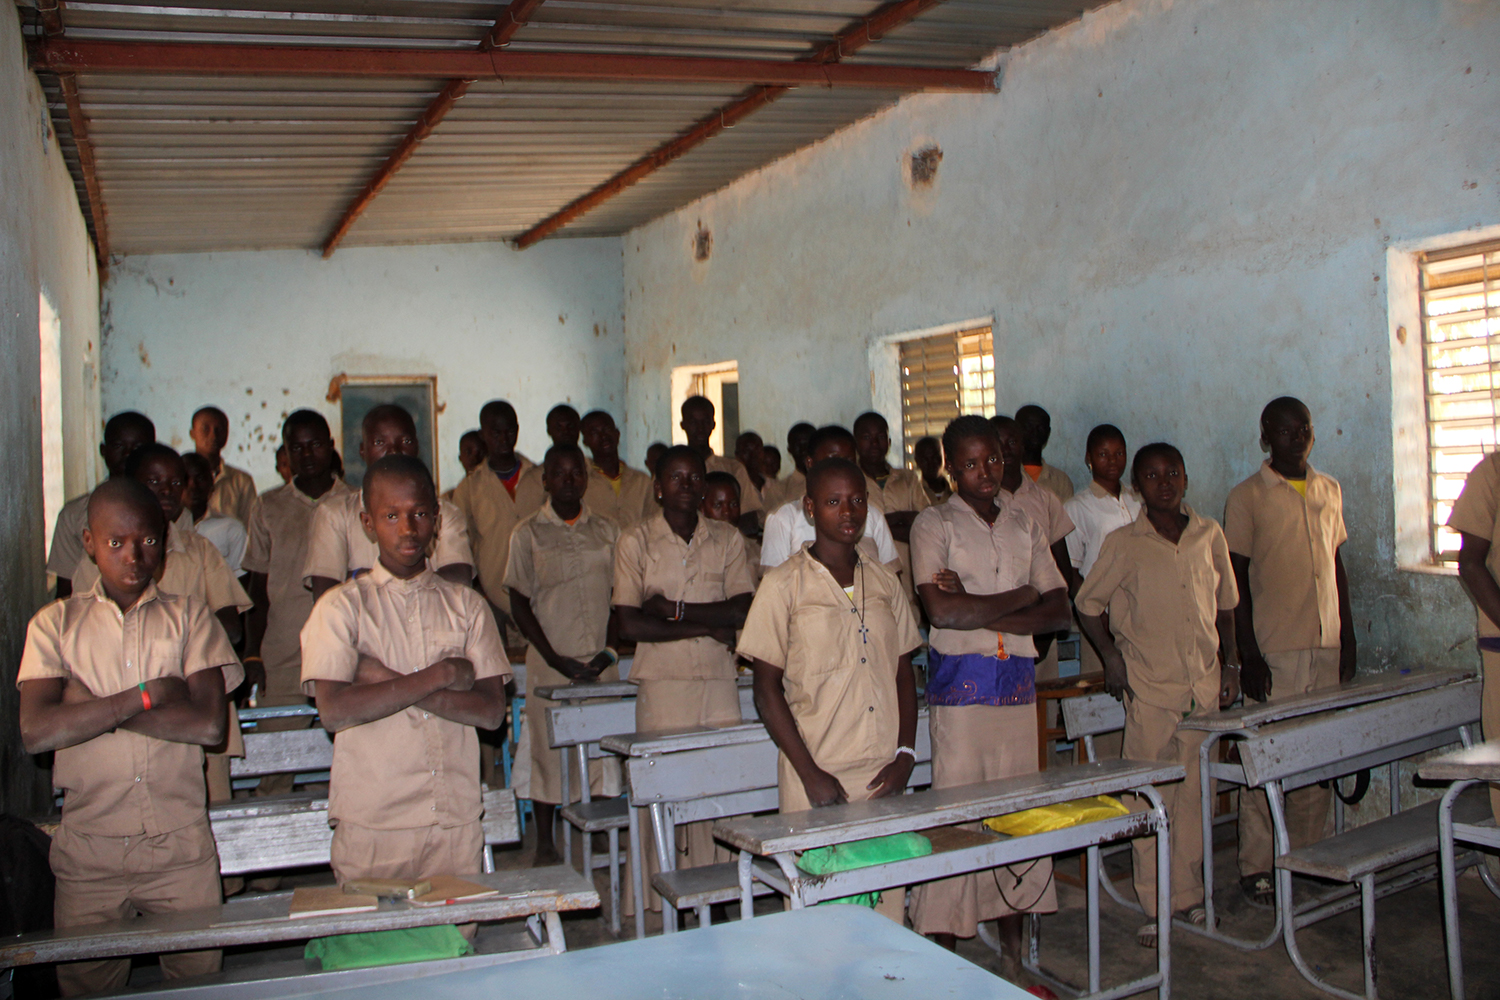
[806,456,866,498]
[543,443,586,471]
[1016,404,1050,426]
[1130,442,1186,484]
[104,410,155,444]
[1085,423,1126,453]
[914,435,941,456]
[988,414,1016,433]
[282,409,330,442]
[681,395,714,417]
[655,444,705,479]
[942,415,998,463]
[182,452,213,479]
[363,403,415,437]
[808,424,855,457]
[580,409,615,429]
[853,411,888,434]
[124,442,184,478]
[1260,396,1310,427]
[763,445,782,462]
[547,404,580,423]
[362,454,435,508]
[644,442,668,475]
[735,431,762,449]
[788,422,815,441]
[479,399,517,427]
[88,477,165,534]
[703,470,740,496]
[191,405,227,427]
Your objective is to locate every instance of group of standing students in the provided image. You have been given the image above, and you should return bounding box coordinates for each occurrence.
[20,382,1426,997]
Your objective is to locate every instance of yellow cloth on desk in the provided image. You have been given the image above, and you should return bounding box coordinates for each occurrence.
[982,795,1130,837]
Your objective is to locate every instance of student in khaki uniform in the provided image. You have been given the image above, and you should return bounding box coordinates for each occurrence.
[19,479,242,996]
[1452,451,1500,826]
[768,422,816,514]
[1016,404,1076,502]
[514,404,583,508]
[458,430,488,476]
[190,406,258,529]
[644,442,669,480]
[452,399,544,634]
[741,457,921,924]
[304,404,474,601]
[614,446,755,910]
[275,444,293,485]
[761,426,900,573]
[762,445,783,481]
[49,411,156,598]
[854,412,931,603]
[506,444,621,866]
[243,410,352,793]
[703,472,761,581]
[1224,397,1354,906]
[1077,442,1240,947]
[183,453,249,577]
[735,431,771,519]
[913,435,952,507]
[301,456,509,885]
[907,416,1070,980]
[679,395,762,534]
[581,410,657,529]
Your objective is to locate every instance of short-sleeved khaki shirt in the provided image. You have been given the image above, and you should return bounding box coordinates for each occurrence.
[504,503,618,659]
[242,479,355,685]
[47,491,91,579]
[301,489,474,588]
[1447,453,1500,637]
[706,453,763,515]
[299,565,510,830]
[1034,463,1075,503]
[451,459,544,611]
[585,463,657,530]
[1077,505,1239,714]
[739,547,920,775]
[210,463,258,529]
[613,513,756,682]
[18,582,242,836]
[73,521,252,615]
[910,494,1066,659]
[1223,461,1347,654]
[872,468,932,516]
[1000,475,1075,547]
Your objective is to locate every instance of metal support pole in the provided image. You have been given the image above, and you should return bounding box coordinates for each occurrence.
[1438,781,1469,1000]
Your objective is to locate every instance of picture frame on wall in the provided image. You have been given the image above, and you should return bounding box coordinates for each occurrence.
[335,375,439,490]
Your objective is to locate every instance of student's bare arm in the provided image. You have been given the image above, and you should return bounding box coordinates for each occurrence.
[751,659,846,807]
[989,588,1072,637]
[867,653,919,799]
[917,581,1040,631]
[214,606,244,648]
[118,668,230,746]
[509,588,608,682]
[615,605,717,644]
[19,675,189,753]
[244,571,269,692]
[314,657,473,733]
[1334,548,1356,683]
[1230,554,1270,701]
[1217,609,1241,708]
[307,576,339,602]
[436,563,474,588]
[1077,612,1134,702]
[1049,540,1078,596]
[884,510,918,544]
[354,656,507,727]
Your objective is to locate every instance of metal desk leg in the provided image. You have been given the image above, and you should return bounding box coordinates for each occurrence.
[1141,784,1172,1000]
[559,748,572,863]
[607,825,622,935]
[1274,782,1367,1000]
[1086,845,1101,995]
[628,805,646,940]
[1198,732,1220,937]
[575,745,592,880]
[738,850,756,920]
[650,802,678,934]
[542,909,568,956]
[1359,873,1377,1000]
[1438,780,1470,1000]
[772,852,805,909]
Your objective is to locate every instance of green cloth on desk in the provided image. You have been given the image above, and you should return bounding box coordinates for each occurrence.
[797,832,933,908]
[305,925,473,970]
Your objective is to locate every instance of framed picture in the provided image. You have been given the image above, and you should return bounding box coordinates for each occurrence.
[335,375,439,490]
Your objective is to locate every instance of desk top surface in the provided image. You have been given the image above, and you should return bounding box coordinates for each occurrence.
[715,758,1181,855]
[1177,666,1475,733]
[1418,740,1500,783]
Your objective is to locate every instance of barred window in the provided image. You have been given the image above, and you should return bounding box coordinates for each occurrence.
[898,324,994,465]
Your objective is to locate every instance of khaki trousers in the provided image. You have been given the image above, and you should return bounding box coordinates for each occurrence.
[1481,648,1500,822]
[329,820,484,884]
[1077,613,1123,759]
[909,704,1057,937]
[52,819,223,996]
[1123,698,1210,917]
[623,678,740,916]
[1237,648,1338,876]
[524,648,621,805]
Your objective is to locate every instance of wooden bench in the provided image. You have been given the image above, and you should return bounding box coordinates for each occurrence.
[0,866,599,992]
[715,758,1183,1000]
[603,714,932,937]
[1214,677,1482,999]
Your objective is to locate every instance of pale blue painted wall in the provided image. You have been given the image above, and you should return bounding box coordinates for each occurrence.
[621,0,1500,672]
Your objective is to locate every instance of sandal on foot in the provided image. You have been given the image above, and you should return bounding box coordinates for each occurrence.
[1240,872,1274,908]
[1175,905,1210,929]
[1136,921,1158,949]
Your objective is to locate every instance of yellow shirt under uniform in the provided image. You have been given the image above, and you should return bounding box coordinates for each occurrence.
[450,458,544,614]
[300,488,474,588]
[584,462,658,530]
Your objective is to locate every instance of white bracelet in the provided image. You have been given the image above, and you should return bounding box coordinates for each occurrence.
[896,746,916,760]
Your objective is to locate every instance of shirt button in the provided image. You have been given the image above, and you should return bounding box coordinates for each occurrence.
[431,769,437,776]
[135,776,141,782]
[868,706,874,712]
[861,658,867,664]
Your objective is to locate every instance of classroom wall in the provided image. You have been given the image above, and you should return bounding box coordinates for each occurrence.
[102,239,626,493]
[621,0,1500,675]
[0,14,103,814]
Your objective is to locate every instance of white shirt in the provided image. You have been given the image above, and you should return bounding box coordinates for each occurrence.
[760,496,899,569]
[1063,480,1143,579]
[195,513,249,577]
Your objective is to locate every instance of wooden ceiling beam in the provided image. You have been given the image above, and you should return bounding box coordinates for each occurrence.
[34,2,111,270]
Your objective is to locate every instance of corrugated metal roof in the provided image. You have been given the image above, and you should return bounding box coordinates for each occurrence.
[19,0,1111,255]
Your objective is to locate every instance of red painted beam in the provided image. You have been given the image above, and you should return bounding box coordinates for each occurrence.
[514,0,958,248]
[29,39,995,91]
[34,2,110,269]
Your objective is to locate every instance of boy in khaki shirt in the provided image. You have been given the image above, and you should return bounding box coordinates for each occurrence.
[679,395,762,534]
[190,406,258,529]
[581,409,657,530]
[741,457,921,923]
[1015,404,1076,502]
[301,455,509,884]
[1077,442,1240,947]
[506,444,621,866]
[1223,397,1353,905]
[49,410,156,598]
[854,412,932,605]
[615,446,755,910]
[19,479,242,996]
[703,472,761,581]
[303,403,474,600]
[1451,450,1500,824]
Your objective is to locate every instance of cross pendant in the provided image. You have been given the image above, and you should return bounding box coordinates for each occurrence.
[857,622,870,644]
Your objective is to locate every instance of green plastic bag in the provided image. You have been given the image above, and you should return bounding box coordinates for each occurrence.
[304,925,474,971]
[796,832,933,908]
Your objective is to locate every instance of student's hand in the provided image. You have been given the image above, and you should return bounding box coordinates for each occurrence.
[354,655,398,685]
[549,656,597,683]
[1240,651,1272,702]
[800,767,849,808]
[708,627,739,650]
[1101,652,1135,703]
[442,657,476,692]
[641,595,678,620]
[585,651,616,677]
[1219,665,1241,710]
[144,675,191,709]
[239,657,266,697]
[1339,640,1357,684]
[931,570,966,595]
[867,754,915,799]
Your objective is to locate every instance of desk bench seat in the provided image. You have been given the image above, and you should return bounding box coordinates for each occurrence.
[651,860,781,915]
[559,796,629,834]
[1277,787,1491,883]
